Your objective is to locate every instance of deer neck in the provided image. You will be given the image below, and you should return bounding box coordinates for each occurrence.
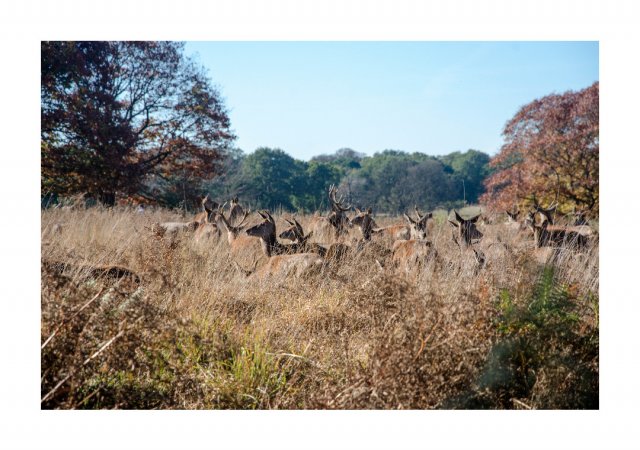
[258,233,284,258]
[216,214,240,244]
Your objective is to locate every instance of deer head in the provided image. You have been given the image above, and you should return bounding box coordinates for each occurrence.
[505,208,520,222]
[327,184,352,237]
[228,197,246,226]
[215,202,249,240]
[351,207,376,241]
[448,210,483,247]
[279,217,313,244]
[403,206,433,239]
[246,210,278,256]
[200,194,219,221]
[531,195,558,225]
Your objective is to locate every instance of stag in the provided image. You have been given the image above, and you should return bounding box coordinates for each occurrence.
[214,205,265,265]
[347,207,394,266]
[193,194,218,224]
[215,203,250,243]
[309,184,352,242]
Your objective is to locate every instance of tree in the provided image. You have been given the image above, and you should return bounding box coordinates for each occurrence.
[41,41,235,205]
[310,147,365,172]
[481,82,599,214]
[295,161,342,211]
[405,159,457,210]
[238,147,305,210]
[439,150,491,204]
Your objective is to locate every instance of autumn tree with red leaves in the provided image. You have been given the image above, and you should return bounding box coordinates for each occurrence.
[41,41,235,206]
[481,82,599,215]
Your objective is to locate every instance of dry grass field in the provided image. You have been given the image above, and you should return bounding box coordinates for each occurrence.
[40,206,599,409]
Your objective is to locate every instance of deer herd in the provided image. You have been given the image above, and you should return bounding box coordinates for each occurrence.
[144,186,596,281]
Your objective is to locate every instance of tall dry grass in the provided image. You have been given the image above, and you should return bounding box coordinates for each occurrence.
[41,207,599,409]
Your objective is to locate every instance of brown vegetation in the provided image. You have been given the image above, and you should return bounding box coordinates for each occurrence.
[41,206,599,409]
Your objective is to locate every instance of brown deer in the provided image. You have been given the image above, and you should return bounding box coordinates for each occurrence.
[448,210,483,247]
[505,208,519,223]
[309,184,352,242]
[214,205,265,265]
[277,215,350,263]
[527,212,590,250]
[228,196,245,226]
[150,221,199,238]
[278,217,327,257]
[242,211,324,279]
[446,210,486,274]
[386,208,436,274]
[365,207,427,241]
[247,211,322,257]
[391,239,437,275]
[348,208,393,265]
[194,220,221,243]
[532,198,558,225]
[194,194,218,224]
[527,198,593,249]
[350,207,377,241]
[402,206,433,240]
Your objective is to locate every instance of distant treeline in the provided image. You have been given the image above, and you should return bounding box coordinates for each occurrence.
[190,147,491,214]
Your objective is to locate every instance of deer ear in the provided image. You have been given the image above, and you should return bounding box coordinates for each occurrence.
[469,214,481,224]
[454,210,464,223]
[403,213,415,224]
[426,212,433,219]
[366,207,372,214]
[355,207,362,214]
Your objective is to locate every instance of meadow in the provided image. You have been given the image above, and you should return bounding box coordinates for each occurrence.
[40,205,599,409]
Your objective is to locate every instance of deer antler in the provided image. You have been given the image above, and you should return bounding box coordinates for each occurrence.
[414,205,422,221]
[328,184,351,211]
[235,209,250,227]
[414,206,431,222]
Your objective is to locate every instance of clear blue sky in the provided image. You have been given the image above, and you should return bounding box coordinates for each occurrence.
[185,41,598,160]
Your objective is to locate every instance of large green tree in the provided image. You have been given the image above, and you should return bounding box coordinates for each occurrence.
[41,41,235,205]
[439,149,491,204]
[237,147,304,210]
